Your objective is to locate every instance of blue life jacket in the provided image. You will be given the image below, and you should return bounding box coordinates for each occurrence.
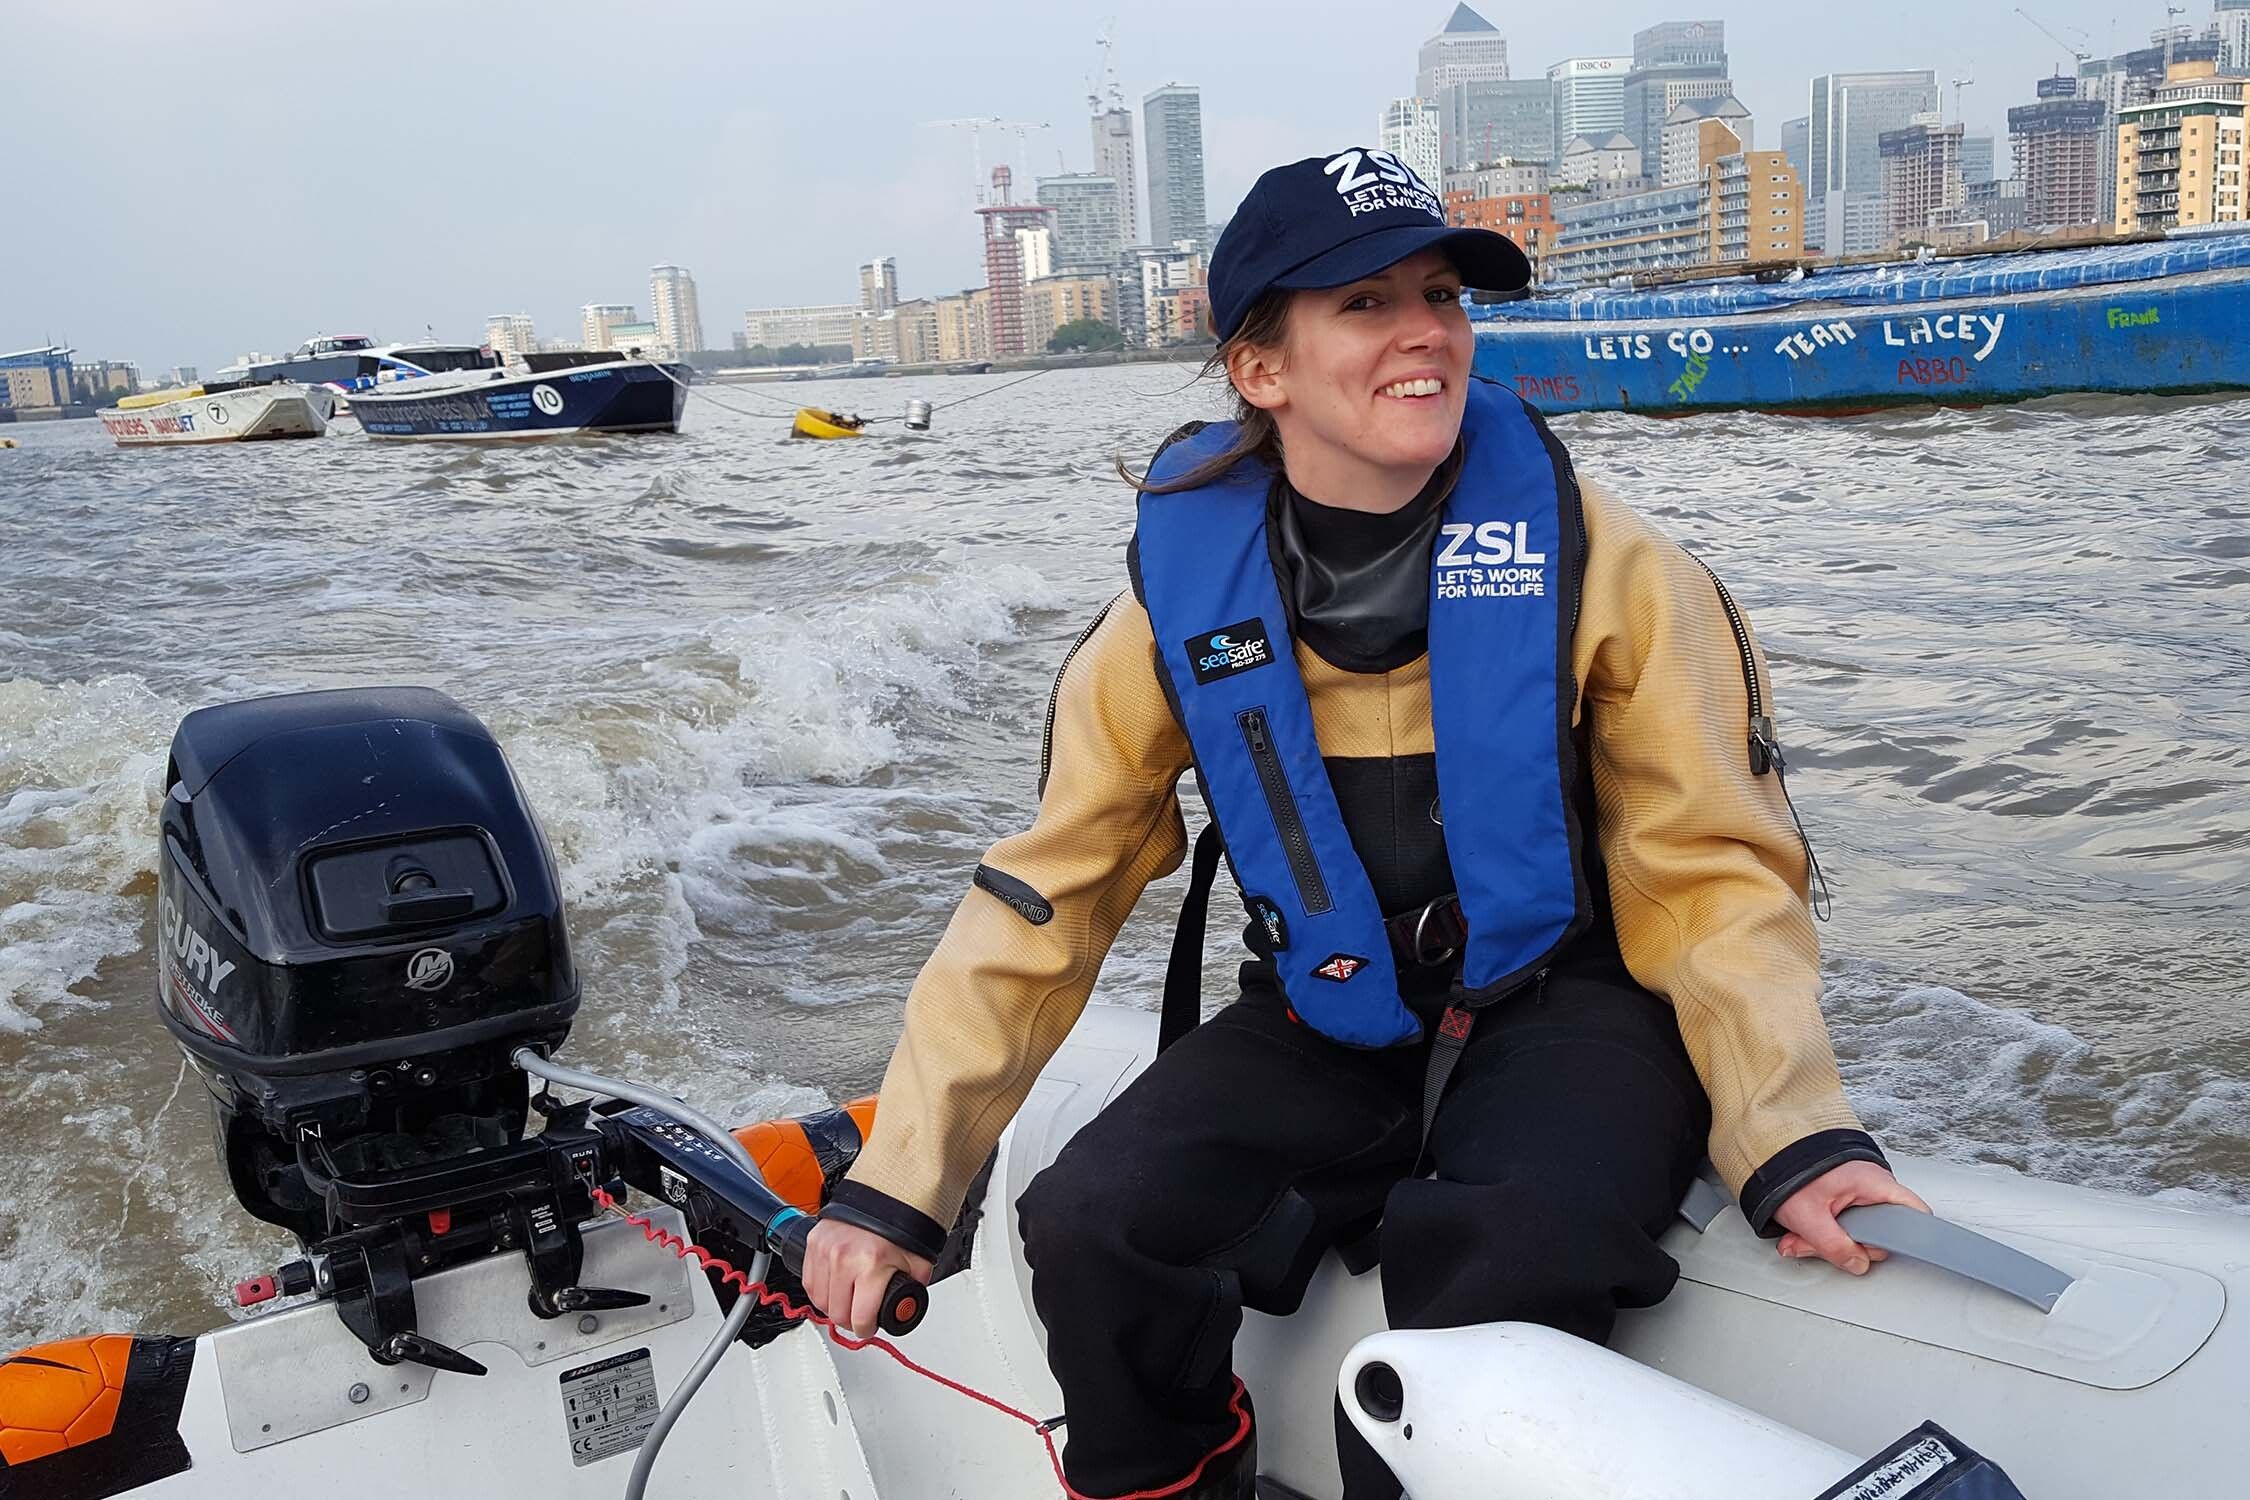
[1132,379,1588,1047]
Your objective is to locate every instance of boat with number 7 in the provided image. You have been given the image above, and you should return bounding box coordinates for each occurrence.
[346,352,690,440]
[1470,227,2250,416]
[97,382,331,447]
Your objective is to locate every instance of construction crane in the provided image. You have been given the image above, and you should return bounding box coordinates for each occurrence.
[991,119,1053,192]
[1949,76,1975,125]
[2013,5,2091,71]
[922,117,994,205]
[1092,18,1125,114]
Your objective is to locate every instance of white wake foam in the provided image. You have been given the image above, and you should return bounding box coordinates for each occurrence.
[1827,959,2250,1209]
[0,675,179,1032]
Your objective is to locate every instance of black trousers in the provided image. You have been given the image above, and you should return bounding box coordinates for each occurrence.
[1016,966,1711,1499]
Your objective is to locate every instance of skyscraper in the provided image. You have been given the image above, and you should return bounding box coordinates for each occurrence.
[1878,121,1965,244]
[1439,80,1554,170]
[860,257,898,312]
[1548,57,1631,168]
[1417,4,1509,97]
[1961,130,1996,185]
[1780,116,1811,181]
[1621,21,1730,157]
[977,166,1058,357]
[2222,0,2250,75]
[1037,173,1128,270]
[1806,71,1940,252]
[648,265,704,356]
[2008,76,2109,228]
[1380,98,1444,187]
[1144,84,1208,249]
[1092,107,1141,245]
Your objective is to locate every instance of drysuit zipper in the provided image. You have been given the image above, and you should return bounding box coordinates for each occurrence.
[1037,598,1116,798]
[1239,707,1332,915]
[1687,554,1776,774]
[1685,553,1831,918]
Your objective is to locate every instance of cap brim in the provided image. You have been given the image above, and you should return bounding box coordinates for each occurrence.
[1272,224,1531,296]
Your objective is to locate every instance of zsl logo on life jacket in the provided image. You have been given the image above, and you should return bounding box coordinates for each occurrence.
[1434,522,1548,567]
[1188,618,1274,684]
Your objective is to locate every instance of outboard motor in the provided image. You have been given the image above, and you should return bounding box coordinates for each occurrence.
[157,688,628,1374]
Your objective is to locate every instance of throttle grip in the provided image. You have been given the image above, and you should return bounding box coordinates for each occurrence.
[769,1212,929,1336]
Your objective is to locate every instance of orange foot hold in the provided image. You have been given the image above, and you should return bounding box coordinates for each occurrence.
[1,1335,134,1464]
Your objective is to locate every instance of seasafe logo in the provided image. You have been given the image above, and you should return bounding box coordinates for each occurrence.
[1188,618,1275,684]
[1434,521,1548,600]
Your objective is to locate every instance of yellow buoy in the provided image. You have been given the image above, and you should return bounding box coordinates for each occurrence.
[791,408,865,440]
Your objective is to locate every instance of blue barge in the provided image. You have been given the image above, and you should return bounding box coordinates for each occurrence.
[1469,230,2250,415]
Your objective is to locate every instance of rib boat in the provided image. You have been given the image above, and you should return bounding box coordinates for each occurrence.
[1472,226,2250,416]
[3,687,2243,1499]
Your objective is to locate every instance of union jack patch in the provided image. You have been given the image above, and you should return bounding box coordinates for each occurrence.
[1313,953,1368,983]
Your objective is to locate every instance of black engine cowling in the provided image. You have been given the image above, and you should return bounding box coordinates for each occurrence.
[157,687,578,1245]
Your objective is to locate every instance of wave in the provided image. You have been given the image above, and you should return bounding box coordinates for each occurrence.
[1826,959,2250,1210]
[0,676,180,1032]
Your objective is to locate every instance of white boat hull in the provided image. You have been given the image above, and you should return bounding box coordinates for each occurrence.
[60,1004,2250,1497]
[99,386,329,447]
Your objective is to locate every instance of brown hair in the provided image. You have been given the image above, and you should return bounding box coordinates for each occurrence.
[1117,289,1294,494]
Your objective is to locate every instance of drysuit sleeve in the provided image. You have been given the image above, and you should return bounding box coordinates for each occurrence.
[830,594,1192,1256]
[1572,480,1885,1229]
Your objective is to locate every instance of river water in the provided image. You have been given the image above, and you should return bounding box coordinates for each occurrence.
[1,367,2245,1349]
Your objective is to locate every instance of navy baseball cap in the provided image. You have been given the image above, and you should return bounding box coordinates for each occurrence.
[1207,146,1531,340]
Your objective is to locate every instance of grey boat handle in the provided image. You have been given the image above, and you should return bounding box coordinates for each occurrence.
[1839,1204,2075,1313]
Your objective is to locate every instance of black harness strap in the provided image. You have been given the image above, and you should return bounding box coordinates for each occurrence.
[1417,1003,1477,1168]
[1159,821,1227,1052]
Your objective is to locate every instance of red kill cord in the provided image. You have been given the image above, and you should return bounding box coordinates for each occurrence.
[592,1186,1249,1500]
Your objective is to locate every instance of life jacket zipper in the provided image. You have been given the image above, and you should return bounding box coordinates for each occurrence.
[1239,707,1333,915]
[1037,597,1117,799]
[1686,554,1776,775]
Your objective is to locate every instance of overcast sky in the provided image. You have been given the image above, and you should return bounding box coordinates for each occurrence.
[0,0,2189,370]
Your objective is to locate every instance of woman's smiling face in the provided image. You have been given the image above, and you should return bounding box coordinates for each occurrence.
[1228,248,1472,510]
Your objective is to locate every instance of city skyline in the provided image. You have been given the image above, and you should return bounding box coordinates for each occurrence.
[0,0,2219,370]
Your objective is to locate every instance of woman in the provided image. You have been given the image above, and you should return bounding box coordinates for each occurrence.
[802,147,1929,1499]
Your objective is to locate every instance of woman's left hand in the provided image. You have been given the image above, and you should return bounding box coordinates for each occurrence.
[1771,1161,1932,1275]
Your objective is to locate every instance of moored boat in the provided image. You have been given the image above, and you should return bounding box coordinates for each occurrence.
[347,354,689,440]
[217,335,501,404]
[1472,227,2250,416]
[96,382,330,447]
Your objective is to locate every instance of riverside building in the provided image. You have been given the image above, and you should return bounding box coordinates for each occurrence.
[2114,61,2249,232]
[649,264,704,357]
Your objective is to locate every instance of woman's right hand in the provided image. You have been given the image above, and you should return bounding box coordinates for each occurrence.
[801,1217,934,1338]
